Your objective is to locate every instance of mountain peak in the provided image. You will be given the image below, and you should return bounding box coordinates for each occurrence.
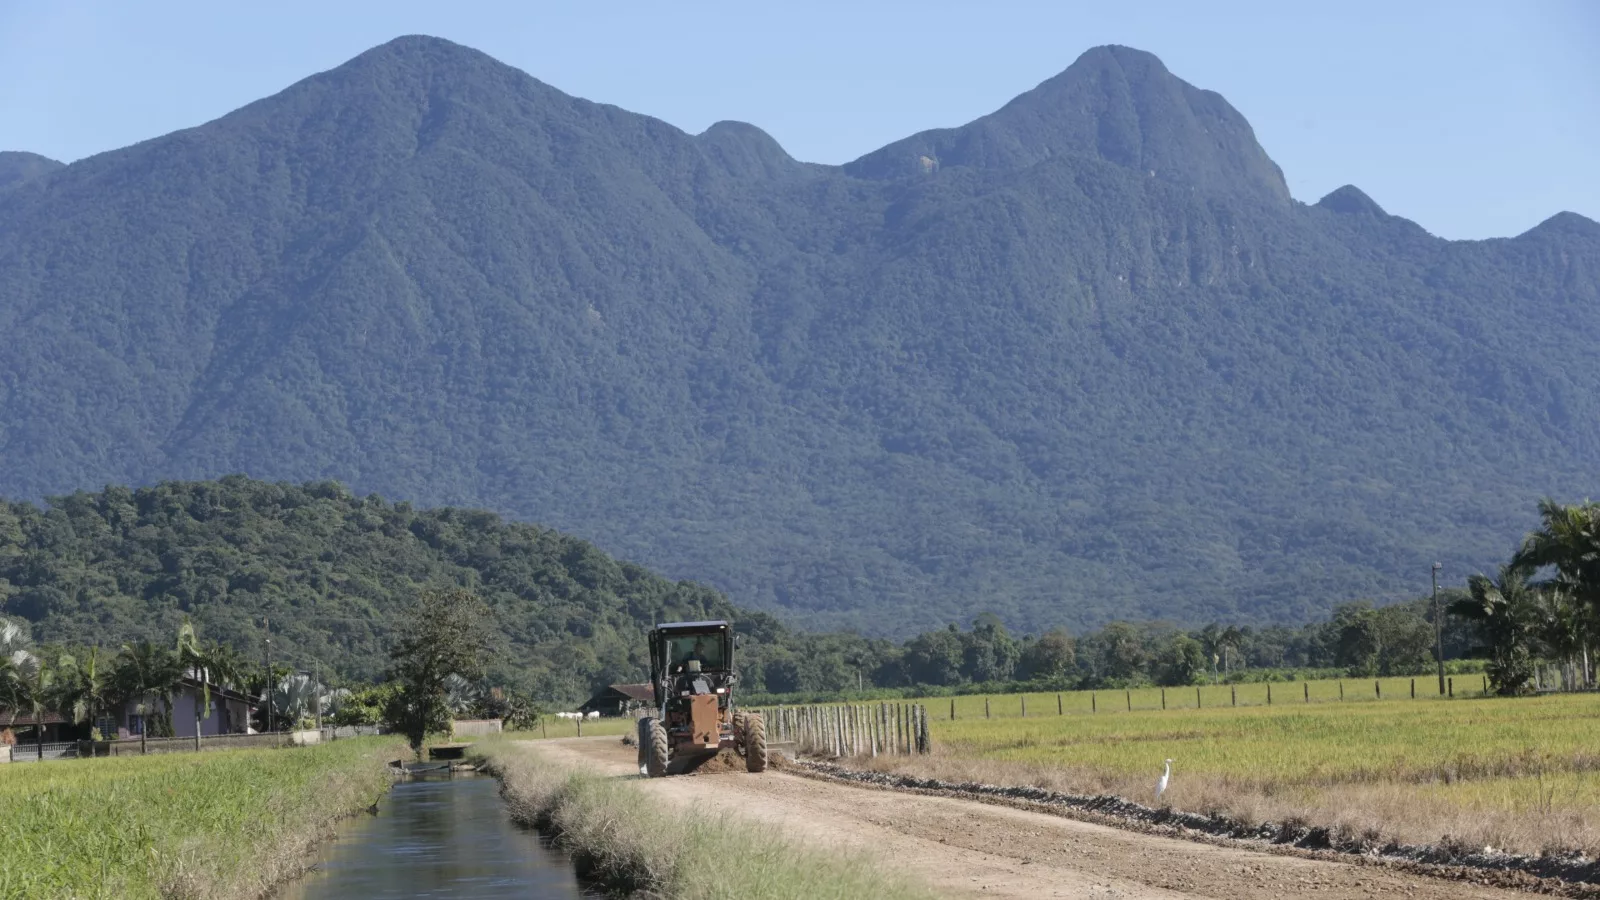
[1316,185,1389,218]
[844,45,1290,206]
[1518,211,1600,241]
[0,151,65,191]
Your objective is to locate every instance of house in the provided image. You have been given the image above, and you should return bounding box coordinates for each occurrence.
[109,676,258,739]
[578,683,654,717]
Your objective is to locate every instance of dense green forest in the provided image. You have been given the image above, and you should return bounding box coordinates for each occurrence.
[0,478,1518,705]
[1,38,1597,637]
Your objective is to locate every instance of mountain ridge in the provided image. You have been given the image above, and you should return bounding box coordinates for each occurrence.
[0,36,1596,638]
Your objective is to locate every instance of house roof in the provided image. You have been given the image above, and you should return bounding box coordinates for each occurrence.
[610,683,654,702]
[577,683,654,711]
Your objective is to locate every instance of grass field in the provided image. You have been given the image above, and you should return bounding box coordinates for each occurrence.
[861,688,1600,857]
[0,737,401,900]
[523,716,635,740]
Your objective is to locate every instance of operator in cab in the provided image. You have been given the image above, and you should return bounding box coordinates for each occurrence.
[675,638,707,672]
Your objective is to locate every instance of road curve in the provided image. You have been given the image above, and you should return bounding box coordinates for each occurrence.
[529,737,1534,900]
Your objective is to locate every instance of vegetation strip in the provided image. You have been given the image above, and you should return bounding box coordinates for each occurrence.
[477,741,933,900]
[0,737,402,900]
[792,759,1600,897]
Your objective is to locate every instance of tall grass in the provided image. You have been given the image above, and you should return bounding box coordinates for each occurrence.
[480,740,932,899]
[0,737,402,900]
[865,692,1600,856]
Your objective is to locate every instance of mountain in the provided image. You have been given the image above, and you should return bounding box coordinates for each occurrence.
[0,151,63,191]
[0,36,1596,637]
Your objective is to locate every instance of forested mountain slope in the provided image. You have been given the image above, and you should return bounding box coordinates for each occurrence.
[1,37,1596,635]
[0,478,749,698]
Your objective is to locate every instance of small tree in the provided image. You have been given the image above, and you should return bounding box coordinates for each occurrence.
[1452,566,1540,695]
[387,588,496,755]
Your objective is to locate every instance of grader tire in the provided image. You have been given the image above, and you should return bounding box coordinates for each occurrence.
[744,712,768,773]
[643,717,669,778]
[732,712,750,755]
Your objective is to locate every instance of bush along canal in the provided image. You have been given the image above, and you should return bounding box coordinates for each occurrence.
[279,772,594,899]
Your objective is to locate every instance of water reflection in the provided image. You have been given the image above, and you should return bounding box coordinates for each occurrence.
[281,775,589,899]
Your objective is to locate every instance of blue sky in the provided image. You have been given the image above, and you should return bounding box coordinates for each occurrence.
[1,0,1594,239]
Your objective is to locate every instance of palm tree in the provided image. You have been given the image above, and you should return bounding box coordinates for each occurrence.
[1534,584,1590,690]
[18,655,55,760]
[113,641,184,754]
[1451,565,1541,695]
[1512,499,1600,685]
[56,647,115,745]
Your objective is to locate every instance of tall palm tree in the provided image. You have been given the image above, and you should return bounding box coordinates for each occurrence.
[1513,499,1600,685]
[114,641,183,754]
[18,655,54,760]
[180,627,248,748]
[1534,584,1590,690]
[1451,565,1541,695]
[56,647,115,744]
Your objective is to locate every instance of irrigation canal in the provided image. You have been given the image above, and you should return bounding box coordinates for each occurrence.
[279,773,594,899]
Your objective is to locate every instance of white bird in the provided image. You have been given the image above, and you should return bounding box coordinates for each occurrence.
[1155,758,1173,801]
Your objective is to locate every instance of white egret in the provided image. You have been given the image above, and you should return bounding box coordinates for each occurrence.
[1155,758,1173,800]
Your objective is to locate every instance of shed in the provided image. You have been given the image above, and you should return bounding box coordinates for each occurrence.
[578,683,654,717]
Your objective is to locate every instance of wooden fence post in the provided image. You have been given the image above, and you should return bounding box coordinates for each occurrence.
[1482,675,1488,693]
[1267,683,1273,705]
[1091,692,1097,713]
[1448,677,1454,698]
[1196,686,1202,708]
[1231,685,1237,707]
[1021,695,1027,718]
[1126,690,1131,711]
[1057,693,1063,715]
[950,698,956,720]
[1375,680,1381,699]
[1338,681,1344,701]
[1161,688,1166,710]
[1303,682,1309,702]
[985,697,991,719]
[1411,678,1416,699]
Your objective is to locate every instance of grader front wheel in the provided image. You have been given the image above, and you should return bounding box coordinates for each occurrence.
[744,712,768,773]
[641,717,669,778]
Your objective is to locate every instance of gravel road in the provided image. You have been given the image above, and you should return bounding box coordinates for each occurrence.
[531,737,1536,899]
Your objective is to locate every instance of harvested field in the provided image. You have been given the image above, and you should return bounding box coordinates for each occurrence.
[879,691,1600,858]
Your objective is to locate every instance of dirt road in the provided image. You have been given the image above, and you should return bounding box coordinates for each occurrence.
[534,737,1537,900]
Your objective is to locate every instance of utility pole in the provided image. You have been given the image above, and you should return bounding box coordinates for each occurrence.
[264,617,274,734]
[1433,562,1445,695]
[313,661,323,733]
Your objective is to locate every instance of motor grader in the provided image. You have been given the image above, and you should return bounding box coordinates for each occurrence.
[636,620,767,776]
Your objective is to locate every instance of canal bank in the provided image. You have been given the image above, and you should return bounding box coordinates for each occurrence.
[279,773,594,899]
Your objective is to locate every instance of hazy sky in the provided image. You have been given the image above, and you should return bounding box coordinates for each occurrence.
[1,1,1595,239]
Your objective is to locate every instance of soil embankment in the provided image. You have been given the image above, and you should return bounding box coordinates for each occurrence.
[536,737,1542,900]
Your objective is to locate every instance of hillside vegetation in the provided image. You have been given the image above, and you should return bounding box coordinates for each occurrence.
[0,477,1498,705]
[1,37,1597,635]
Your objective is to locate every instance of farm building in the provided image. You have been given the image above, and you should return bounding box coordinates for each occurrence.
[578,683,653,717]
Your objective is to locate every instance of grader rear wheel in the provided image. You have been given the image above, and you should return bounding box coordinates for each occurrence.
[732,712,750,755]
[744,712,768,773]
[642,717,669,778]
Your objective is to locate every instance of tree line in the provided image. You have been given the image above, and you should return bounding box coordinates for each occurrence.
[1,479,1593,708]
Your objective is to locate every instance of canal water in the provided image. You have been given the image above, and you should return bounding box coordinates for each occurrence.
[280,774,593,899]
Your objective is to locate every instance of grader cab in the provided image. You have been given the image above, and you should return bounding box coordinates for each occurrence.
[636,620,767,776]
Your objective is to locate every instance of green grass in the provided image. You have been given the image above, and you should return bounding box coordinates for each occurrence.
[0,737,402,900]
[480,739,934,899]
[515,716,636,740]
[883,689,1600,855]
